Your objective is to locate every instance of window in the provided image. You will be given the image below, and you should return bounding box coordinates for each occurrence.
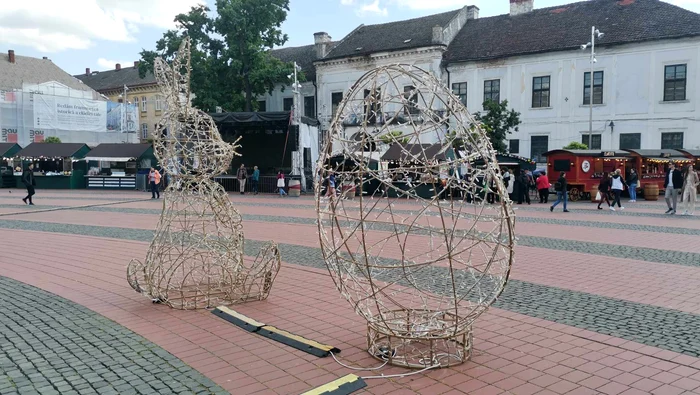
[304,96,315,118]
[403,85,419,115]
[619,133,641,150]
[553,160,571,172]
[483,79,500,104]
[452,82,467,106]
[257,100,266,112]
[584,71,604,105]
[141,123,148,140]
[155,95,163,111]
[581,134,602,150]
[132,97,138,107]
[530,135,549,162]
[141,96,147,112]
[363,89,381,124]
[661,132,684,149]
[664,64,687,102]
[532,76,550,108]
[331,92,343,117]
[509,139,519,154]
[283,97,294,112]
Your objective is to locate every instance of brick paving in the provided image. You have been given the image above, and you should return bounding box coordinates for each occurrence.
[0,190,699,394]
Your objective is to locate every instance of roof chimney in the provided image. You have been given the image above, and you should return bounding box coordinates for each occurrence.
[510,0,534,16]
[313,32,332,59]
[8,50,15,64]
[467,5,479,20]
[432,26,444,45]
[116,63,121,71]
[86,68,91,76]
[134,61,140,68]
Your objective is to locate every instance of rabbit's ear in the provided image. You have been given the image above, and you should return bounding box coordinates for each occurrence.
[154,57,175,98]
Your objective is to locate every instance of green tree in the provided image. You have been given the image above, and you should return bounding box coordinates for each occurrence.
[138,0,299,112]
[473,100,521,154]
[43,137,61,143]
[563,141,589,150]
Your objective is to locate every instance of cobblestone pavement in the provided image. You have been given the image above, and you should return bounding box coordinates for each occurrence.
[0,276,227,395]
[0,216,700,359]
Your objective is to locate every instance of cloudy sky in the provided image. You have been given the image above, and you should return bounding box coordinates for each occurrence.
[0,0,698,76]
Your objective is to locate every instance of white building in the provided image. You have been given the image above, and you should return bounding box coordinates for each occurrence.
[268,0,700,163]
[443,0,700,163]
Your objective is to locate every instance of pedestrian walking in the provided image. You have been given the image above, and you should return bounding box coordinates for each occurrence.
[627,168,638,202]
[550,171,569,212]
[21,163,36,205]
[610,169,626,211]
[277,170,287,197]
[681,164,699,215]
[237,164,247,195]
[536,171,550,203]
[148,167,161,199]
[325,171,337,199]
[664,163,683,214]
[251,166,260,195]
[597,172,612,210]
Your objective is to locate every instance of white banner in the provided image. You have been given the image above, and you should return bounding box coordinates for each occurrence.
[33,95,107,132]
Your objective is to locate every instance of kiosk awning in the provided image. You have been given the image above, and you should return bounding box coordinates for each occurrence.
[15,143,90,159]
[84,144,152,161]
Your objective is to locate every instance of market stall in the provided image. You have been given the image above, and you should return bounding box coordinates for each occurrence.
[381,143,454,199]
[325,153,380,198]
[543,150,632,201]
[622,149,692,197]
[13,143,90,189]
[1,143,22,188]
[677,149,700,168]
[84,144,156,190]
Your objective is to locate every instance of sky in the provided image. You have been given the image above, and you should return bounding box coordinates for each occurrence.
[1,0,699,76]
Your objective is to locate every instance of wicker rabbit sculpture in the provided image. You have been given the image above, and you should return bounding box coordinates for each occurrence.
[126,37,281,309]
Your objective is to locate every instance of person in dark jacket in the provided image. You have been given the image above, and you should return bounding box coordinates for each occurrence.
[550,171,569,212]
[516,170,531,205]
[251,166,260,195]
[627,168,638,202]
[597,173,611,210]
[664,163,684,214]
[21,163,36,205]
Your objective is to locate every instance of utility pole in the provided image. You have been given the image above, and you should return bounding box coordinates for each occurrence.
[581,27,604,149]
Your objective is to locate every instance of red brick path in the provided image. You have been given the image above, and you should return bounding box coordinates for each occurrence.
[0,192,699,394]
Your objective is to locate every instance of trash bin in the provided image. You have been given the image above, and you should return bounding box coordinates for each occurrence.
[136,174,147,192]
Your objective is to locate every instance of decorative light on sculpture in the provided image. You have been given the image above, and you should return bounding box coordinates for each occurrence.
[127,37,281,309]
[315,64,515,368]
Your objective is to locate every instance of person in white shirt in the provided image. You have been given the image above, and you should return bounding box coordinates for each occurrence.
[610,169,626,211]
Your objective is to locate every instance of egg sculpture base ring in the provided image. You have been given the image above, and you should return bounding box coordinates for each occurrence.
[367,310,473,368]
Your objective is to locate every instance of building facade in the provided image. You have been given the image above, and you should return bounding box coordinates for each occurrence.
[0,50,139,146]
[269,0,700,163]
[76,62,164,141]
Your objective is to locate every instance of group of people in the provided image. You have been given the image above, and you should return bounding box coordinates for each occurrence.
[236,164,288,197]
[663,162,699,215]
[595,168,635,211]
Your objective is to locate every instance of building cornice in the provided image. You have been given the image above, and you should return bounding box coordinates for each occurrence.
[315,46,445,68]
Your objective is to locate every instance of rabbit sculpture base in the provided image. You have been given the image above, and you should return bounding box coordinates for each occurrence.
[127,183,281,310]
[127,37,281,310]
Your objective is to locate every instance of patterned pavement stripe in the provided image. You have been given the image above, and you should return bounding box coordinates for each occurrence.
[0,276,227,395]
[0,219,699,358]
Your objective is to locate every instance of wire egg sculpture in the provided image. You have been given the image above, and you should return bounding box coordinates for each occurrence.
[315,64,515,368]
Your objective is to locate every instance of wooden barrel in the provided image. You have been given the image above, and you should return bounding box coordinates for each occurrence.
[590,185,600,202]
[288,179,301,197]
[644,183,659,201]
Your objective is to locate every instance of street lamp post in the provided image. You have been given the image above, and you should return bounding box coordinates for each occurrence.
[581,27,604,149]
[119,84,129,134]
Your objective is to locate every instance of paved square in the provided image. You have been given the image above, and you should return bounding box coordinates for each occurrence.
[1,189,700,394]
